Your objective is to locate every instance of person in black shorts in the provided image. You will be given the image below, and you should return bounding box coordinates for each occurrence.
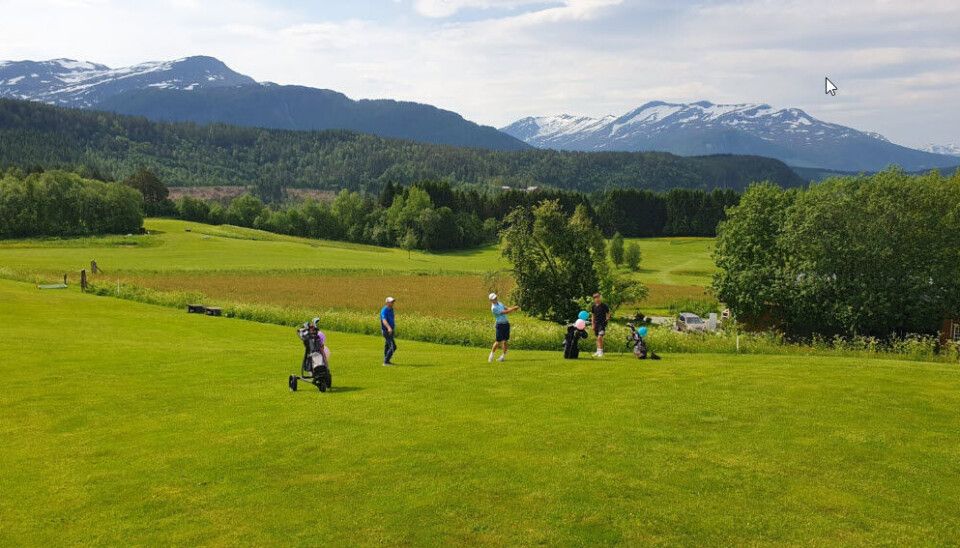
[590,292,611,358]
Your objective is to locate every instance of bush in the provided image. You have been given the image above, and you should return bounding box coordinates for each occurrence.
[624,242,641,271]
[609,232,624,266]
[0,170,142,238]
[175,196,210,223]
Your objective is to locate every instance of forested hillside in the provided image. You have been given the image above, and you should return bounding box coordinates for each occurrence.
[0,99,803,198]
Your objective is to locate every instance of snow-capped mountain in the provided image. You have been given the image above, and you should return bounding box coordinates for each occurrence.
[0,56,255,108]
[501,101,958,172]
[921,143,960,156]
[0,56,528,150]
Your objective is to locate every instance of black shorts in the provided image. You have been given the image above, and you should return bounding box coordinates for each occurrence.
[495,323,511,342]
[594,324,607,336]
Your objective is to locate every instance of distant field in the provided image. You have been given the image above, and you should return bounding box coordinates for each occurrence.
[123,272,510,320]
[0,219,504,275]
[622,237,716,287]
[0,220,717,319]
[2,278,958,545]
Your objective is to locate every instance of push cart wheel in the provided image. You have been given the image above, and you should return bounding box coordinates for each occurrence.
[289,375,298,392]
[318,381,327,393]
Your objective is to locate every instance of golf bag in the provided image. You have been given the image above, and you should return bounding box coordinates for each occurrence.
[563,325,590,359]
[625,322,661,360]
[289,318,333,392]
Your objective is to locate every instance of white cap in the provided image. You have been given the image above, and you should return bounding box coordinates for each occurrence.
[488,293,498,300]
[385,297,396,303]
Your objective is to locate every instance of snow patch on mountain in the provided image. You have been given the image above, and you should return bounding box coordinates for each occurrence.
[0,56,256,108]
[921,143,960,156]
[500,100,960,172]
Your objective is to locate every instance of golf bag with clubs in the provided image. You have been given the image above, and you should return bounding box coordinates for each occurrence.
[289,317,333,392]
[563,324,590,359]
[626,322,661,360]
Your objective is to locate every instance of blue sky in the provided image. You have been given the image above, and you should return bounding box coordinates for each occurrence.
[2,0,959,148]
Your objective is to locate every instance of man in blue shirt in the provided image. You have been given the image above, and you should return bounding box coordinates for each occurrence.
[488,293,519,362]
[380,297,397,366]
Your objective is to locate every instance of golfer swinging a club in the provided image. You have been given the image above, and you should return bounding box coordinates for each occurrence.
[488,293,519,362]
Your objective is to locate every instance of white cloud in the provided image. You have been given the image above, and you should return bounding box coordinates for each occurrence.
[0,0,957,147]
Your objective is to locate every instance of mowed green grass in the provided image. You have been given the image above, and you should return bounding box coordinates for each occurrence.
[0,220,713,285]
[0,219,505,274]
[2,279,959,546]
[623,237,716,287]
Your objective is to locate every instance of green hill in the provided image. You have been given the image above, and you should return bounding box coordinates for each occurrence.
[0,98,804,193]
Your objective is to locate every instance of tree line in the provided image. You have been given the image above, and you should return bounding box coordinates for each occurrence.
[164,176,741,250]
[1,164,742,245]
[713,168,960,338]
[0,97,803,202]
[0,168,143,238]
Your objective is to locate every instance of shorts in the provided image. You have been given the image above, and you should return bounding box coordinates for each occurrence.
[594,324,607,337]
[495,323,511,342]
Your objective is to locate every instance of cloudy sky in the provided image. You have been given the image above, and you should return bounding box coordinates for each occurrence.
[2,0,958,147]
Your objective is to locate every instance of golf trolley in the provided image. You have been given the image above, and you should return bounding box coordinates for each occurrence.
[626,322,660,360]
[289,318,333,392]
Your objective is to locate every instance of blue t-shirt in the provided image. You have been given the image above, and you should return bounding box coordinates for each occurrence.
[380,305,395,333]
[491,302,509,324]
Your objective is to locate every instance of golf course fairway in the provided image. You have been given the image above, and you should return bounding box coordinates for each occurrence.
[1,279,959,546]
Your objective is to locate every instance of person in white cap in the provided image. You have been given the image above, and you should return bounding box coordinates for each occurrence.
[488,293,519,362]
[381,297,397,366]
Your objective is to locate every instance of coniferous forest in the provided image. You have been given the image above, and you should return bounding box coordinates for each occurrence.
[0,98,803,202]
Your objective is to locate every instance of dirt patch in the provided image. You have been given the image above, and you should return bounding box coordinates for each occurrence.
[287,189,336,202]
[167,187,336,203]
[168,186,247,201]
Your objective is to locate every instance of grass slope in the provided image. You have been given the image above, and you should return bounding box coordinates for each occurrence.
[0,220,713,283]
[0,219,504,275]
[625,237,716,287]
[2,279,959,545]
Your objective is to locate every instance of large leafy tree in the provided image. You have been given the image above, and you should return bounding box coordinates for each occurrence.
[712,182,796,330]
[500,200,612,323]
[782,169,960,335]
[123,168,168,204]
[714,169,960,337]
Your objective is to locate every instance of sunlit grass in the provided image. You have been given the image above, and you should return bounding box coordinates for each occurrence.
[2,278,959,546]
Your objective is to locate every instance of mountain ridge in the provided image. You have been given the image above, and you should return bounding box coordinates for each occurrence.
[0,56,530,151]
[501,101,958,172]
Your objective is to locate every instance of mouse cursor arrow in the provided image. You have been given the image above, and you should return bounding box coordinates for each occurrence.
[825,77,838,96]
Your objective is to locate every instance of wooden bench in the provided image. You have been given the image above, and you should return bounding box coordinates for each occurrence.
[187,304,223,316]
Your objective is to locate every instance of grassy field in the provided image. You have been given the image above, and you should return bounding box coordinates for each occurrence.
[0,219,717,320]
[119,272,508,320]
[624,237,716,287]
[0,219,505,274]
[2,279,959,545]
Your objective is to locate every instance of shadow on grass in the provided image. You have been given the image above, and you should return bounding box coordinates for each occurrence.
[330,386,364,393]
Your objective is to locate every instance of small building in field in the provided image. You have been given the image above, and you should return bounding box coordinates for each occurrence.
[941,318,960,345]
